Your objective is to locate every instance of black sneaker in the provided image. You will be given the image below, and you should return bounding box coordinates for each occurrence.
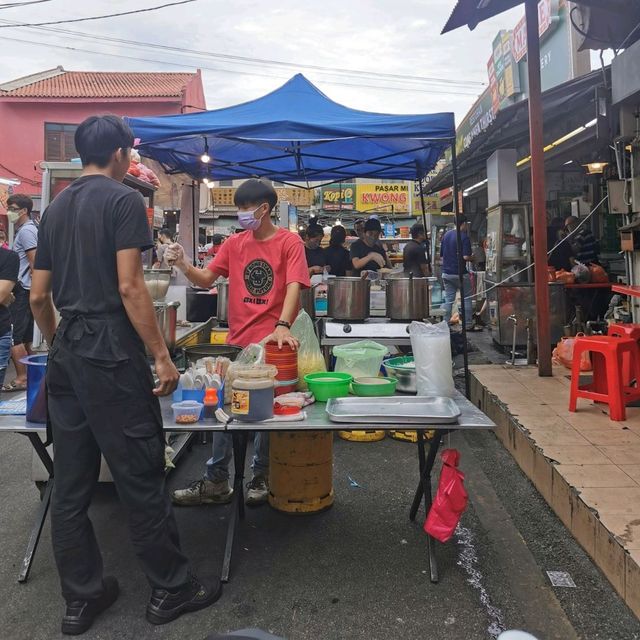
[61,576,119,636]
[146,574,222,625]
[246,475,269,506]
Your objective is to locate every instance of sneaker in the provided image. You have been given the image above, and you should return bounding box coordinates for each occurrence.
[246,475,269,506]
[61,576,119,636]
[146,574,222,625]
[171,478,233,506]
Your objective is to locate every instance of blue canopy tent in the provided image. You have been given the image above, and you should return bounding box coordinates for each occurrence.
[126,74,454,185]
[127,74,470,394]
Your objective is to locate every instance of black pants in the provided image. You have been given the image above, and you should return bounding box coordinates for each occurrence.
[47,336,190,602]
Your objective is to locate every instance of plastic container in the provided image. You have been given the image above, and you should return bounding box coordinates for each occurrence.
[231,365,276,422]
[171,401,203,425]
[304,372,353,402]
[182,388,205,404]
[382,356,417,393]
[333,341,388,379]
[21,355,48,424]
[203,388,219,421]
[351,376,397,397]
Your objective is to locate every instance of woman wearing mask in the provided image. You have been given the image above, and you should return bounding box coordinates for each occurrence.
[324,225,351,277]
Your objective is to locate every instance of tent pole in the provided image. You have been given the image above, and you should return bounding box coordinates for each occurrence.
[418,179,432,269]
[191,181,198,267]
[451,140,470,398]
[525,0,552,376]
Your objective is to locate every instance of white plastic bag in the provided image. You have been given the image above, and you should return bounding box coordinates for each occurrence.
[409,321,455,398]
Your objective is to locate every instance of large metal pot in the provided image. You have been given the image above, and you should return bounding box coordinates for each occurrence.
[149,301,179,355]
[216,280,229,324]
[385,277,429,321]
[183,343,243,367]
[327,277,371,321]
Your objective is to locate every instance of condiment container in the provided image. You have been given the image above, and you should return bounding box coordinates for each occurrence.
[171,401,203,425]
[203,388,219,422]
[231,364,277,422]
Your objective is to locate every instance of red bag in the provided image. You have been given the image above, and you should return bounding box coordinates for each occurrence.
[589,263,609,283]
[552,334,592,371]
[424,449,468,543]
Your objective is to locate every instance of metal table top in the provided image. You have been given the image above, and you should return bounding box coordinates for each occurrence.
[0,391,493,435]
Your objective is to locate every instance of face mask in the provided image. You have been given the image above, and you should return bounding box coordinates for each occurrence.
[7,209,21,224]
[237,206,264,231]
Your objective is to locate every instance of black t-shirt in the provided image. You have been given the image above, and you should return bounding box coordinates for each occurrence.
[403,239,428,276]
[305,246,326,269]
[0,248,19,335]
[324,245,351,277]
[350,239,387,274]
[35,175,153,317]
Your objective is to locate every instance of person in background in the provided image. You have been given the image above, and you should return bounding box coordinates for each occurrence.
[324,225,351,277]
[168,178,310,507]
[207,234,225,258]
[153,228,173,269]
[441,216,474,330]
[5,193,37,391]
[565,216,598,265]
[30,115,218,634]
[354,218,365,242]
[547,217,573,272]
[0,230,8,249]
[0,245,19,390]
[304,224,327,276]
[403,223,430,277]
[298,227,307,243]
[350,218,388,275]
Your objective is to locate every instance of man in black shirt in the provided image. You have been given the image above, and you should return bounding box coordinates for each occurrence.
[0,247,19,388]
[403,223,430,277]
[304,224,327,276]
[30,116,220,635]
[350,218,388,275]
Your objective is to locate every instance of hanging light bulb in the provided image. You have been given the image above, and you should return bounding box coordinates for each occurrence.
[202,177,210,186]
[200,137,211,164]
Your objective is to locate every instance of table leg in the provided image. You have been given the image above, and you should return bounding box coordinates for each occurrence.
[409,430,444,584]
[221,431,248,583]
[19,432,55,583]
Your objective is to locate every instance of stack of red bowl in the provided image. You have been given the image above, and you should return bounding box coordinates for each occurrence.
[265,343,299,396]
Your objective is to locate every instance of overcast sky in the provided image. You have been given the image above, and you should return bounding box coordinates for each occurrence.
[0,0,582,123]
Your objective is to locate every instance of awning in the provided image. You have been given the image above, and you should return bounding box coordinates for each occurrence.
[126,74,455,185]
[425,68,608,193]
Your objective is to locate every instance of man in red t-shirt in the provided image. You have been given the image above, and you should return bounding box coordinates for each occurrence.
[167,179,310,506]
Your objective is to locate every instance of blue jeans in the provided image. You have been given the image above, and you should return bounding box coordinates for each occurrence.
[0,330,12,388]
[206,431,269,482]
[442,273,473,328]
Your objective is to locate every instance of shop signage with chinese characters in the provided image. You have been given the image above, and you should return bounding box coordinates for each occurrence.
[321,183,355,210]
[356,183,411,213]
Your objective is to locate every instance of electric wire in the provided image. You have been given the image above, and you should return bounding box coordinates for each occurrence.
[0,0,53,8]
[0,0,198,27]
[463,195,609,301]
[0,35,483,96]
[0,18,486,89]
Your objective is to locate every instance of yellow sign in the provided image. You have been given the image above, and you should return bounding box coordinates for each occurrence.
[355,183,411,213]
[211,186,313,208]
[412,194,441,216]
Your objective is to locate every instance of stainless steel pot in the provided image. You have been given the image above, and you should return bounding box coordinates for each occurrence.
[385,277,429,321]
[300,287,316,319]
[216,280,229,324]
[327,277,371,321]
[150,301,179,354]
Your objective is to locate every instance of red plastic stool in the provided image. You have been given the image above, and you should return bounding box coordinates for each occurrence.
[608,324,640,386]
[569,335,640,421]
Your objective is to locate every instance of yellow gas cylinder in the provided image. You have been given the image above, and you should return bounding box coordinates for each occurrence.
[389,429,436,443]
[268,431,334,514]
[338,429,385,442]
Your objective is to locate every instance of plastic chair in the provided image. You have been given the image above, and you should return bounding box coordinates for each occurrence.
[569,335,640,421]
[608,323,640,386]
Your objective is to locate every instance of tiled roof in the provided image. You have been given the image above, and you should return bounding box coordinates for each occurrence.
[0,67,197,99]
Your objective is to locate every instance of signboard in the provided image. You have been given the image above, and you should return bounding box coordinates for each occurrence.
[487,30,520,111]
[512,0,560,62]
[321,183,355,210]
[412,191,441,216]
[355,183,411,213]
[455,88,496,154]
[275,187,313,207]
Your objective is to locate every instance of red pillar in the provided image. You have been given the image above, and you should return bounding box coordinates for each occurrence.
[525,0,552,376]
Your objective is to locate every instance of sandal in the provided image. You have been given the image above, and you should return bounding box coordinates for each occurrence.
[3,380,27,392]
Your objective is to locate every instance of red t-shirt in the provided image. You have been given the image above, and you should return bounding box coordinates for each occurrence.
[208,228,310,347]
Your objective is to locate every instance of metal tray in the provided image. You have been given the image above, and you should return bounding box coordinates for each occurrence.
[325,396,461,424]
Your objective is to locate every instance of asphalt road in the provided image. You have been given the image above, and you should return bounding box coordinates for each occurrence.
[1,416,639,640]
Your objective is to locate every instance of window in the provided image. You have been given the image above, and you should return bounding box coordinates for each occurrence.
[45,123,78,161]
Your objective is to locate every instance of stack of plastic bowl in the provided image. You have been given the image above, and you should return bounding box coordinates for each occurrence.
[265,343,299,396]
